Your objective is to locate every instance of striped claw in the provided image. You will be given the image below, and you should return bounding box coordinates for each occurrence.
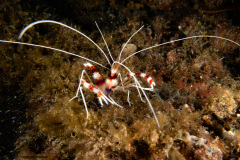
[124,72,156,89]
[84,62,105,86]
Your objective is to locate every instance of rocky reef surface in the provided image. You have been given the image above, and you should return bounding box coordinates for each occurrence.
[1,0,240,159]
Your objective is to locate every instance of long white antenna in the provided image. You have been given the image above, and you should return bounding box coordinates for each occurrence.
[121,35,240,64]
[18,20,112,66]
[0,40,109,70]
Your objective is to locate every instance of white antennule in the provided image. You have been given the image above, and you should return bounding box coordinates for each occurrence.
[118,25,144,62]
[95,21,114,63]
[18,20,112,66]
[121,35,240,64]
[0,40,109,70]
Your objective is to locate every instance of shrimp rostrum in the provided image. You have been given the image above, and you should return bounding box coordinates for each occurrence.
[1,20,240,128]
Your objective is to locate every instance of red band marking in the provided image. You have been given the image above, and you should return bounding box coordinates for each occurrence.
[97,91,102,97]
[145,75,150,79]
[135,73,141,76]
[96,80,105,87]
[87,66,96,71]
[149,79,153,85]
[89,85,94,91]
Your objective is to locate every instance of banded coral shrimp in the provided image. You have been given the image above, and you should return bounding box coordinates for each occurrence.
[0,20,240,129]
